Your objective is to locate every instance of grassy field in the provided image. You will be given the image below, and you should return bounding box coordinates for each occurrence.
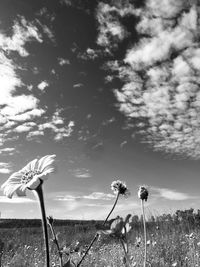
[0,212,200,267]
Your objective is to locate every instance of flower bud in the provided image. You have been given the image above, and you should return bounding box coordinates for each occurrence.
[138,186,148,201]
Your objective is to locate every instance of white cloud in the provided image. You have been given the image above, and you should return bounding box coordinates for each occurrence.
[83,192,115,200]
[152,187,196,201]
[0,16,42,57]
[71,168,91,178]
[58,57,70,66]
[96,3,128,49]
[0,16,46,147]
[14,124,34,133]
[37,81,49,91]
[54,191,114,201]
[0,147,15,154]
[97,1,200,158]
[26,130,44,139]
[0,196,35,203]
[0,162,12,174]
[9,108,45,122]
[1,95,39,116]
[73,83,83,88]
[31,109,75,142]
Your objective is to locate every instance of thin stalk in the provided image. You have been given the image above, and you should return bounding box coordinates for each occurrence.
[48,223,63,267]
[103,191,120,226]
[120,239,131,267]
[141,199,147,267]
[35,184,50,267]
[77,191,120,267]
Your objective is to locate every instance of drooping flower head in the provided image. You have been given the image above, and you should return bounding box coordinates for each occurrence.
[138,186,149,202]
[111,180,130,196]
[1,155,56,198]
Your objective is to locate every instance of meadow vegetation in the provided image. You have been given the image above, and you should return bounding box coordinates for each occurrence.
[1,208,200,267]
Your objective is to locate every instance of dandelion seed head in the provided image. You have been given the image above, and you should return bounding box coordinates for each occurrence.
[111,180,130,196]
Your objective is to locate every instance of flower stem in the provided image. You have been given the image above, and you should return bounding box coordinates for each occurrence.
[103,191,120,226]
[48,223,63,267]
[141,199,147,267]
[120,239,131,267]
[35,184,50,267]
[77,192,120,267]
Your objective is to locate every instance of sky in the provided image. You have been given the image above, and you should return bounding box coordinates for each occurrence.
[0,0,200,220]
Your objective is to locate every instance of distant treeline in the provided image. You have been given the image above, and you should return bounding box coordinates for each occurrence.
[0,218,104,229]
[1,208,200,232]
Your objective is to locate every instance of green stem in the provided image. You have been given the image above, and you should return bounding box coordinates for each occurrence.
[35,184,50,267]
[77,191,120,267]
[49,223,63,267]
[141,199,147,267]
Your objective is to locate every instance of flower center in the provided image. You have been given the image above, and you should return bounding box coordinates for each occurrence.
[21,170,41,185]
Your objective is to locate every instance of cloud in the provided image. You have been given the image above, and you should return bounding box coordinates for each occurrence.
[0,16,42,57]
[96,1,200,158]
[14,123,36,133]
[83,192,115,200]
[37,81,49,91]
[54,191,114,201]
[0,148,15,154]
[152,187,197,201]
[0,162,12,174]
[0,16,47,147]
[71,168,92,178]
[73,83,83,88]
[58,57,70,66]
[9,108,45,122]
[31,109,75,142]
[120,141,127,148]
[0,196,35,203]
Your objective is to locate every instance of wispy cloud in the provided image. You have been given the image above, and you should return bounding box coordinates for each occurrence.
[83,192,114,200]
[0,148,15,155]
[71,168,92,178]
[152,187,197,201]
[73,83,83,88]
[55,191,114,201]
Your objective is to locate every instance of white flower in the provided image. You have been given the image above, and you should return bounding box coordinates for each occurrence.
[1,155,56,198]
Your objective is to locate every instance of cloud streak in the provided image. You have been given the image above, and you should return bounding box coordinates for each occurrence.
[152,187,197,201]
[0,196,35,203]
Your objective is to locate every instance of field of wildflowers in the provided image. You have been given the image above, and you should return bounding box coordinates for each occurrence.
[1,155,200,266]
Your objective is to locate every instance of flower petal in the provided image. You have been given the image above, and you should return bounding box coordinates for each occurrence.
[37,173,49,181]
[3,184,22,198]
[42,167,55,175]
[1,172,22,189]
[37,155,56,173]
[20,158,38,173]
